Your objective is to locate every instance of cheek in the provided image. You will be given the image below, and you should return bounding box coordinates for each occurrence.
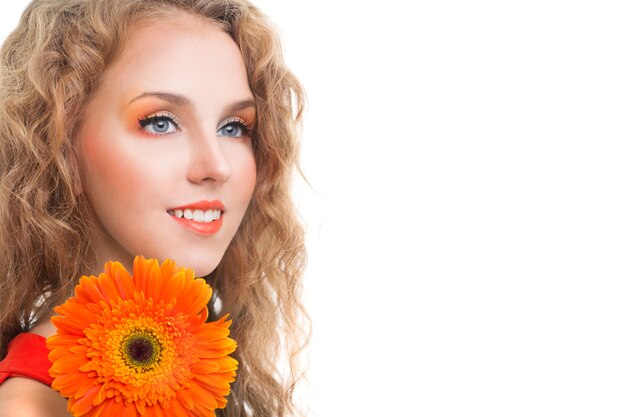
[238,149,257,200]
[79,134,144,201]
[223,141,257,199]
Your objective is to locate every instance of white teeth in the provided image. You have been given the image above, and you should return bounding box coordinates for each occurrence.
[169,208,222,222]
[205,209,218,221]
[192,209,204,222]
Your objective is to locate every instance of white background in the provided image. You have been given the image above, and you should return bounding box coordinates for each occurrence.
[3,1,626,416]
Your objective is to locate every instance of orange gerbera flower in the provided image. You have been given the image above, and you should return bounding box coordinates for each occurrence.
[47,256,238,417]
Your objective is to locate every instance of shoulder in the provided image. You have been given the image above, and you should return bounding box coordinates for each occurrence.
[0,377,71,417]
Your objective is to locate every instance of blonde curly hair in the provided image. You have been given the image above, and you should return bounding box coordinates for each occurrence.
[0,1,309,416]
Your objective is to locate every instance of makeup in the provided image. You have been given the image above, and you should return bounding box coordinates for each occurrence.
[169,213,223,235]
[74,14,256,277]
[167,200,225,235]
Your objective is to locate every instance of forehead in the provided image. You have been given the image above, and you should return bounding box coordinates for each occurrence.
[95,12,252,107]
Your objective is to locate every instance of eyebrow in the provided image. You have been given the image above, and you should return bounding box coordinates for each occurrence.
[128,91,256,114]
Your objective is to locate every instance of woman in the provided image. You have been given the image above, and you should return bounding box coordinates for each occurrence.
[0,0,308,416]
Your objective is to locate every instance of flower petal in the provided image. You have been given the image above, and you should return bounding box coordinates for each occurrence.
[126,403,140,417]
[90,398,113,417]
[50,316,86,335]
[189,381,217,410]
[193,325,231,343]
[106,261,135,300]
[167,398,190,417]
[133,256,150,295]
[192,373,231,391]
[51,372,93,397]
[146,261,164,302]
[191,361,220,374]
[175,278,211,315]
[46,334,83,350]
[145,403,165,417]
[160,258,178,283]
[102,399,126,416]
[69,385,100,416]
[194,347,237,359]
[75,275,104,304]
[55,301,98,328]
[74,377,98,400]
[48,346,73,362]
[48,256,237,417]
[51,354,86,373]
[92,385,108,407]
[98,271,123,302]
[175,387,194,410]
[161,271,187,302]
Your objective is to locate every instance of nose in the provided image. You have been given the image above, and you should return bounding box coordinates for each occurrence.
[186,133,232,184]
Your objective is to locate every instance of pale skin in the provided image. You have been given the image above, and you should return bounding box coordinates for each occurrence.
[0,11,257,416]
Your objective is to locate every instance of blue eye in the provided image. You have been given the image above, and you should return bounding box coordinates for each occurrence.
[138,113,180,135]
[218,118,253,138]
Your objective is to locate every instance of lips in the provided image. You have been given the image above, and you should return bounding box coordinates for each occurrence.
[169,200,225,212]
[167,200,224,235]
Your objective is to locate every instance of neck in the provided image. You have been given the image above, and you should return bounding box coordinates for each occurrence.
[29,317,57,338]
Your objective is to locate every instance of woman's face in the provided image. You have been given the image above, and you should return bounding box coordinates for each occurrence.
[75,13,257,277]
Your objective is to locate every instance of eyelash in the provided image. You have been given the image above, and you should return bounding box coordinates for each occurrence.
[219,117,255,138]
[138,112,181,136]
[137,113,254,138]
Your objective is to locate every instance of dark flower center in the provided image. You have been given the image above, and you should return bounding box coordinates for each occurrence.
[128,338,153,363]
[122,330,162,371]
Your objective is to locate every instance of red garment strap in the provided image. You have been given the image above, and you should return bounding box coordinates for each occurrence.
[0,332,53,386]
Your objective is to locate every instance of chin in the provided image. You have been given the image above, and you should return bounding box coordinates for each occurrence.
[149,247,224,278]
[175,257,219,278]
[193,264,218,278]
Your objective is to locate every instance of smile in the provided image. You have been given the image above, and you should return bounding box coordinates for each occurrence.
[167,210,223,235]
[167,209,221,223]
[167,200,225,234]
